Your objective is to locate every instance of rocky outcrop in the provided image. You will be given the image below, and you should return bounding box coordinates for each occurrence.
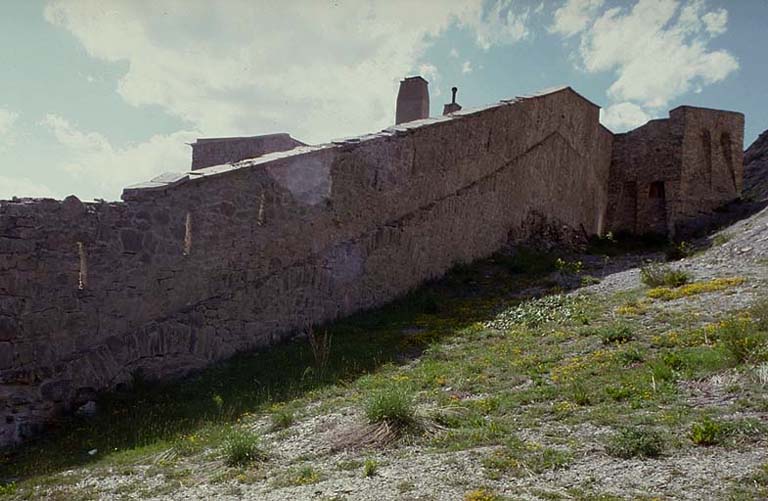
[744,130,768,201]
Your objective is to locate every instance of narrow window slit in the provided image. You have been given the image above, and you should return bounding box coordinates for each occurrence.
[183,212,192,256]
[257,192,266,226]
[77,241,88,290]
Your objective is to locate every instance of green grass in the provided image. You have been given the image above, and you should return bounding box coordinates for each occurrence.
[605,427,665,459]
[665,241,695,261]
[728,463,768,499]
[221,428,264,467]
[689,417,725,446]
[362,458,378,477]
[712,233,732,246]
[3,242,767,499]
[597,324,635,345]
[718,318,768,364]
[482,437,572,479]
[269,407,295,431]
[272,465,322,488]
[640,264,691,288]
[364,385,416,427]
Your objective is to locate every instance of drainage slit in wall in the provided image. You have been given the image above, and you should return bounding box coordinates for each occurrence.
[183,212,192,256]
[77,241,88,290]
[257,192,266,226]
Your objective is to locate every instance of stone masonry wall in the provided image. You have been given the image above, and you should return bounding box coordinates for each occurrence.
[0,87,612,447]
[191,133,305,170]
[606,106,744,236]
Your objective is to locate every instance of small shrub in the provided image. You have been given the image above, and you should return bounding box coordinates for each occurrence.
[172,434,203,457]
[221,428,264,467]
[640,264,690,288]
[750,299,768,331]
[719,318,768,364]
[665,241,695,261]
[555,258,584,275]
[616,300,647,316]
[599,324,634,345]
[482,439,571,478]
[618,347,644,365]
[270,407,294,431]
[0,482,17,496]
[363,458,378,477]
[648,359,676,383]
[712,233,732,246]
[293,466,321,485]
[580,275,601,287]
[605,385,633,401]
[465,489,502,501]
[306,325,332,379]
[606,427,664,459]
[364,385,416,427]
[572,383,592,406]
[690,417,725,446]
[647,277,745,301]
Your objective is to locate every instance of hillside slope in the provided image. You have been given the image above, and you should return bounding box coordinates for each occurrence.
[745,129,768,201]
[2,205,768,500]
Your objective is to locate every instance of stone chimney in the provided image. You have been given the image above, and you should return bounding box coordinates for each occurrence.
[443,86,462,115]
[395,76,429,124]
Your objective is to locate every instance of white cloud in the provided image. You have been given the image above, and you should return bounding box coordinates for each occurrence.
[552,0,738,125]
[550,0,605,37]
[44,0,531,147]
[0,108,19,149]
[702,8,728,36]
[0,176,56,200]
[600,102,652,131]
[41,114,197,201]
[36,0,537,201]
[465,0,531,50]
[462,61,474,74]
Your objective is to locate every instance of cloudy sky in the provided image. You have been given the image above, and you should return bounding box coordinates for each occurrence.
[1,0,766,201]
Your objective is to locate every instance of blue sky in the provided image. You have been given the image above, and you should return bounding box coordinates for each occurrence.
[1,0,766,201]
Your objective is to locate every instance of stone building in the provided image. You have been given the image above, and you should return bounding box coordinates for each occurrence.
[190,133,305,170]
[607,106,744,236]
[0,81,744,447]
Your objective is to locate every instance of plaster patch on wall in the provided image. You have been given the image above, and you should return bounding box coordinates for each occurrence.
[266,155,332,206]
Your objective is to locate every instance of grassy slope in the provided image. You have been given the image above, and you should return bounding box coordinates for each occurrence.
[1,239,767,500]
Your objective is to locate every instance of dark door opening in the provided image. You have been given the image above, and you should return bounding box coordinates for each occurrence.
[647,181,667,235]
[618,181,637,234]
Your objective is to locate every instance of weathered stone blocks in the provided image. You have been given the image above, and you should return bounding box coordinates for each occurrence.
[0,87,744,449]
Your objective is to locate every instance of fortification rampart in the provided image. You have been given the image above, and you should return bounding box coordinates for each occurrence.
[607,106,744,236]
[1,86,746,448]
[0,87,613,446]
